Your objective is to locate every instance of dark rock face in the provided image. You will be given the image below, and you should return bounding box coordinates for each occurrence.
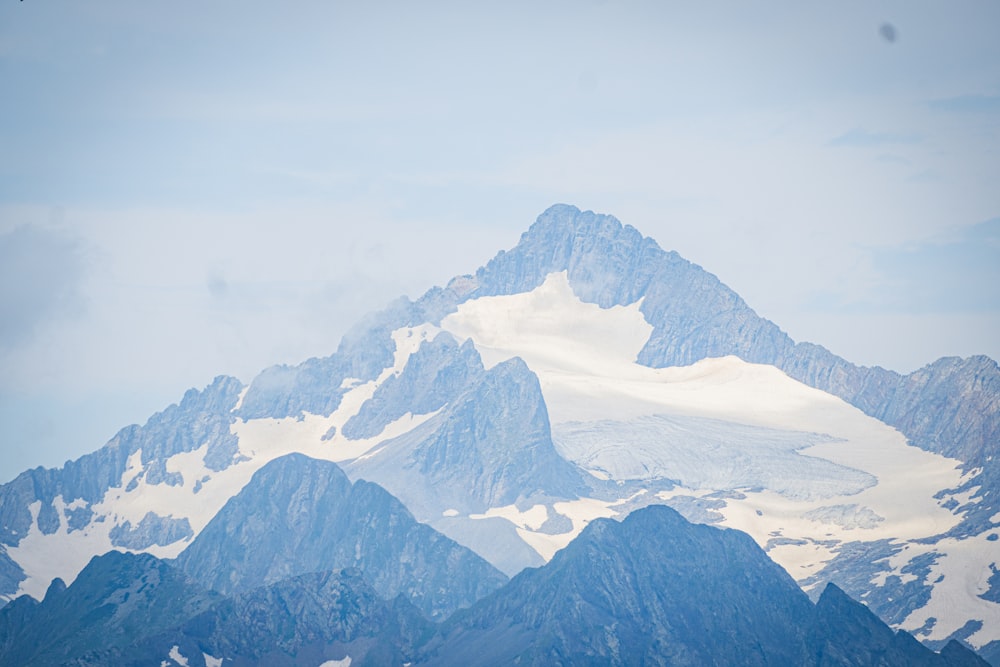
[810,582,940,666]
[0,551,219,667]
[0,590,38,660]
[424,505,815,666]
[236,296,427,420]
[87,568,433,667]
[968,640,1000,667]
[420,506,987,667]
[173,453,508,621]
[810,583,992,666]
[0,546,24,599]
[1,553,429,667]
[108,511,194,550]
[406,357,586,509]
[185,568,430,666]
[941,639,996,667]
[342,333,485,440]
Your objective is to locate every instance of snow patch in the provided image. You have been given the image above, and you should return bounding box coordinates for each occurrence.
[470,503,549,531]
[519,498,622,561]
[168,645,189,666]
[944,485,982,511]
[203,655,223,667]
[899,532,1000,648]
[232,386,249,412]
[6,498,114,600]
[442,271,651,375]
[319,657,351,667]
[64,497,88,511]
[391,323,442,370]
[471,497,624,561]
[442,508,459,517]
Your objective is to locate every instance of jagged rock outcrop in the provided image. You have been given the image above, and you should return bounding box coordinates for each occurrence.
[342,333,484,440]
[368,356,587,510]
[108,511,194,550]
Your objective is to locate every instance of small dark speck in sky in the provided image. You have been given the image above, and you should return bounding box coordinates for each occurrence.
[879,23,898,44]
[207,273,229,300]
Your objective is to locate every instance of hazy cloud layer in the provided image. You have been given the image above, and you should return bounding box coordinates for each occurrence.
[929,94,1000,114]
[870,218,1000,313]
[0,224,86,348]
[829,128,922,147]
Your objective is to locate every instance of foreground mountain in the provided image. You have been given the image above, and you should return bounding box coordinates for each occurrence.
[420,505,987,666]
[0,204,996,662]
[80,566,431,667]
[1,505,986,666]
[0,551,220,666]
[0,550,431,667]
[173,452,507,620]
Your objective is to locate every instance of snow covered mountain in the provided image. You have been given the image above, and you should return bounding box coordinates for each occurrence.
[1,204,997,663]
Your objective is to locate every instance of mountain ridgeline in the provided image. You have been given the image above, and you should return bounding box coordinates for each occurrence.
[0,204,997,665]
[0,460,988,666]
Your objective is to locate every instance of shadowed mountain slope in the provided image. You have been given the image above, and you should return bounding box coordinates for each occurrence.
[173,453,508,621]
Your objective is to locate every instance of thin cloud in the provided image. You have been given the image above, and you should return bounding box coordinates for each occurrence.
[828,128,921,148]
[0,224,87,348]
[797,219,1000,322]
[867,218,1000,314]
[928,94,1000,114]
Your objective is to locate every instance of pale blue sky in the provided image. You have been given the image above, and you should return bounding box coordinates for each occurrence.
[1,1,998,482]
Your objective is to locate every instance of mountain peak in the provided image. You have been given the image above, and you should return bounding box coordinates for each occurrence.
[174,453,507,620]
[474,203,671,310]
[526,203,641,246]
